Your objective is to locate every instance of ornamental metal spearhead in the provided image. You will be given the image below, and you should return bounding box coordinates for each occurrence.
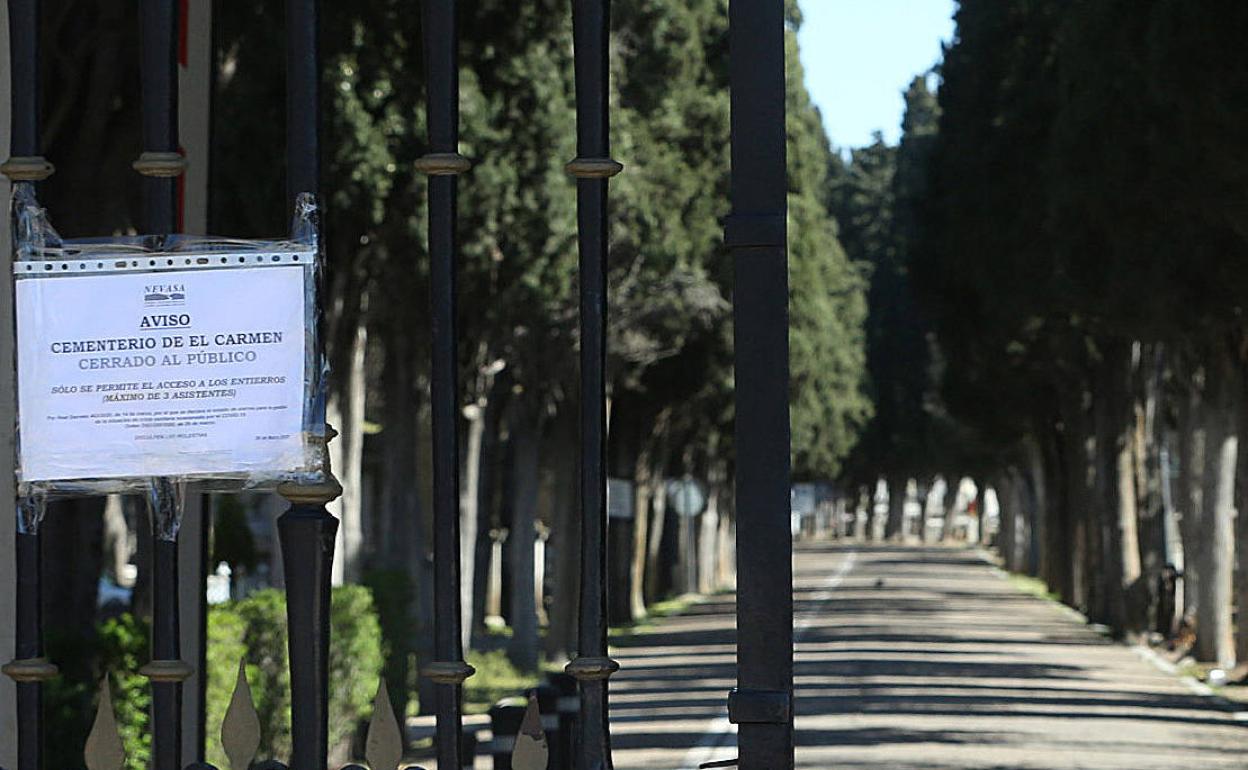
[364,678,403,770]
[510,692,549,770]
[84,677,125,770]
[222,659,261,770]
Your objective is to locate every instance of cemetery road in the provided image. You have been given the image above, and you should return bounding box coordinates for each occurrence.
[608,543,1248,769]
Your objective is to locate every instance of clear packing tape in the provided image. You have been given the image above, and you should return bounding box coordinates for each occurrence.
[9,183,329,501]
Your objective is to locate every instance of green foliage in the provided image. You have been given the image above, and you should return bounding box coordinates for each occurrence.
[362,568,418,718]
[913,0,1248,483]
[329,585,386,740]
[43,638,95,770]
[211,0,869,487]
[831,76,945,484]
[785,17,872,479]
[45,614,151,770]
[463,649,540,715]
[203,586,383,765]
[45,588,384,770]
[914,0,1073,465]
[204,603,248,768]
[96,616,153,770]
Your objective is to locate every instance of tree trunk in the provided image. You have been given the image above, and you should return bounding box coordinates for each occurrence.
[997,472,1017,571]
[629,471,652,619]
[1196,351,1237,667]
[854,485,869,540]
[543,409,579,662]
[1097,340,1144,635]
[716,485,736,590]
[380,337,434,716]
[1159,429,1184,637]
[676,482,697,594]
[459,401,487,649]
[101,495,129,582]
[1046,419,1075,607]
[1177,367,1205,631]
[470,514,492,643]
[1234,348,1248,663]
[487,530,507,623]
[940,475,959,542]
[644,465,670,602]
[329,315,368,585]
[973,481,987,547]
[1066,393,1097,617]
[698,462,726,594]
[917,477,933,543]
[869,479,887,541]
[507,403,542,671]
[471,395,505,642]
[884,475,906,541]
[1135,343,1166,589]
[698,492,719,594]
[1022,436,1047,578]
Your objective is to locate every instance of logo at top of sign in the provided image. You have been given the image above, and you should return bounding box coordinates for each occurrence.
[144,283,186,307]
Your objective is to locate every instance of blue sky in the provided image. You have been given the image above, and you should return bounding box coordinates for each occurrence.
[797,1,957,150]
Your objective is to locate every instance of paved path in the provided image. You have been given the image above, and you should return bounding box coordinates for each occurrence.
[609,543,1247,769]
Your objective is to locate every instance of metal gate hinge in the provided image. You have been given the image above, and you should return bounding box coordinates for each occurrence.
[727,687,791,724]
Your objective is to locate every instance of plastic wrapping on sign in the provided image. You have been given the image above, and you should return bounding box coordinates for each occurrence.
[8,183,329,499]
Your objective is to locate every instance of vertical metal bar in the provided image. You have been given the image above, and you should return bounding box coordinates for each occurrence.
[725,1,792,768]
[10,531,42,770]
[176,495,210,762]
[2,0,53,182]
[5,0,36,156]
[285,0,318,210]
[136,0,182,234]
[141,480,193,770]
[279,2,342,770]
[3,2,54,766]
[2,497,56,770]
[565,0,622,768]
[277,488,338,770]
[415,2,475,767]
[135,0,187,764]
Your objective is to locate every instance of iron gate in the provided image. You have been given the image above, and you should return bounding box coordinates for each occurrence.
[0,0,793,769]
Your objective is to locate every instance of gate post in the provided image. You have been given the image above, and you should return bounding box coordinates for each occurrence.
[726,1,793,769]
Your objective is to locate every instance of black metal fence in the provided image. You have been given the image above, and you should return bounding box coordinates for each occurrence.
[1,0,792,769]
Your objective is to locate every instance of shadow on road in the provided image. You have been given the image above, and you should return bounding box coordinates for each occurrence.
[607,544,1247,770]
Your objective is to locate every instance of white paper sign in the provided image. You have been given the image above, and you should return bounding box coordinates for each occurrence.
[15,263,309,481]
